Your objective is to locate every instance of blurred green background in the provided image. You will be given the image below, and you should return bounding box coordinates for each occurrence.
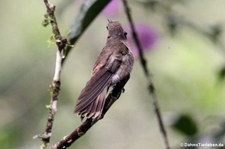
[1,0,225,149]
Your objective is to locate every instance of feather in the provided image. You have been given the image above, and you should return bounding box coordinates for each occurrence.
[75,69,112,114]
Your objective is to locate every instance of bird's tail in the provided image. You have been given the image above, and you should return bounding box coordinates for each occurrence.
[79,87,108,119]
[75,70,112,120]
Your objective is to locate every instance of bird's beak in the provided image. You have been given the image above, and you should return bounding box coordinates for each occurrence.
[107,18,112,23]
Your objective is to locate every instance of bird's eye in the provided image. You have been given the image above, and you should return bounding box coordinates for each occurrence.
[124,32,127,37]
[106,26,108,30]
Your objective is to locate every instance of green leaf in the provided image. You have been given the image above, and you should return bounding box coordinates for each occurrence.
[63,0,111,64]
[171,114,198,137]
[167,16,178,36]
[136,0,160,11]
[218,66,225,81]
[209,24,222,43]
[0,126,20,149]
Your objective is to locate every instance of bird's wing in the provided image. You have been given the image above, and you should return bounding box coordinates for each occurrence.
[75,54,122,113]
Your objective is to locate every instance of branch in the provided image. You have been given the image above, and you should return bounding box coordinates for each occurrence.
[38,0,67,148]
[35,0,113,148]
[63,0,111,64]
[151,0,225,56]
[179,19,225,56]
[122,0,170,149]
[51,75,130,149]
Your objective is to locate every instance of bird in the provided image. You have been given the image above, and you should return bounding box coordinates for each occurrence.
[75,20,134,120]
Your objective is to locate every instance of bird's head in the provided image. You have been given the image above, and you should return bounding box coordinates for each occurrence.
[107,19,127,40]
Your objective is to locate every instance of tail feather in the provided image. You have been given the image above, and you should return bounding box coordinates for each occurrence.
[88,88,107,119]
[75,69,112,119]
[79,88,107,119]
[75,81,107,112]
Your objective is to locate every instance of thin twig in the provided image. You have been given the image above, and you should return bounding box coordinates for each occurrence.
[122,0,170,149]
[180,19,225,56]
[62,0,112,65]
[154,0,225,56]
[51,76,130,149]
[39,0,67,148]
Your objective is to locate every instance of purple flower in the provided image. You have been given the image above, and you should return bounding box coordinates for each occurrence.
[101,0,121,17]
[125,24,158,58]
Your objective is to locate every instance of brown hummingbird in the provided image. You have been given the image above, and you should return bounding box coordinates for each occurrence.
[75,20,134,120]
